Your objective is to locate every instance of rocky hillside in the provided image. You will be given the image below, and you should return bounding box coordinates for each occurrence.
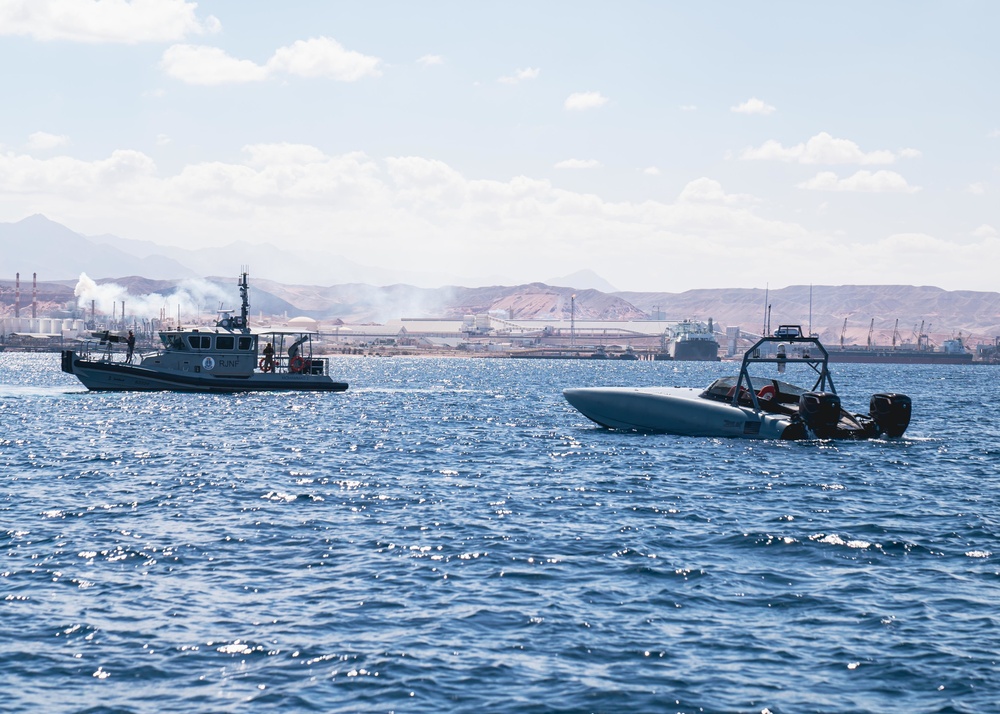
[248,280,646,324]
[250,280,1000,345]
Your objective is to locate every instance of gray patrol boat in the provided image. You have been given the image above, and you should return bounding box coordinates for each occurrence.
[61,271,348,393]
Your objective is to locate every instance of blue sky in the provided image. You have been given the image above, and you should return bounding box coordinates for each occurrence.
[1,0,998,291]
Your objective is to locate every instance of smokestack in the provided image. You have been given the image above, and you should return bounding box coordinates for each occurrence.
[15,272,20,318]
[91,300,96,325]
[32,272,37,319]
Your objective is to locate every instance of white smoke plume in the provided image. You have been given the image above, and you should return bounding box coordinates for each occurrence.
[74,273,232,322]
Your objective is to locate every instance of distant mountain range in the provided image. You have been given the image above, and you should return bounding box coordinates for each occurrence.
[3,214,197,282]
[3,215,999,345]
[5,214,618,290]
[3,214,461,286]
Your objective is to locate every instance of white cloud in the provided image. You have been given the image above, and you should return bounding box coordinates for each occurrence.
[26,132,69,150]
[161,37,381,85]
[680,105,697,112]
[0,146,801,287]
[554,159,601,170]
[155,134,170,146]
[972,224,997,238]
[798,170,920,193]
[0,0,219,44]
[499,67,540,85]
[267,37,382,81]
[417,54,444,67]
[899,147,922,159]
[741,132,897,165]
[642,166,661,176]
[677,177,757,205]
[730,97,776,115]
[967,182,985,195]
[7,145,996,292]
[989,129,1000,139]
[847,231,1000,291]
[0,149,157,196]
[161,45,268,85]
[565,91,609,111]
[385,156,468,209]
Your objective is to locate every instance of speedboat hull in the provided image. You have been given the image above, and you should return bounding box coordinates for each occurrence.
[62,351,347,393]
[563,325,910,440]
[563,387,794,439]
[563,385,905,440]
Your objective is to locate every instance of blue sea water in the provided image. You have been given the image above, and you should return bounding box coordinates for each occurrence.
[2,352,999,713]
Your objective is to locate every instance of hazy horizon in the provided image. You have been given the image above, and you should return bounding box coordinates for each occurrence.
[1,2,998,292]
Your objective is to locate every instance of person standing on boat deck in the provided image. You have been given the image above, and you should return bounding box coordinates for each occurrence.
[126,330,136,363]
[262,342,275,372]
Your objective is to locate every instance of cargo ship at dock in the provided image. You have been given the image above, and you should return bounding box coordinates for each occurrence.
[658,319,720,361]
[826,337,973,365]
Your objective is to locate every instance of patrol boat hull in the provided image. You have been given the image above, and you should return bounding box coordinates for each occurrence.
[61,351,347,392]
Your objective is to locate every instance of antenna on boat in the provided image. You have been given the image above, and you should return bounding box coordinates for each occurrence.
[762,283,769,336]
[808,284,813,337]
[236,266,250,333]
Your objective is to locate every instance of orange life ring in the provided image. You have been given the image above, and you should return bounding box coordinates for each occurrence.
[290,356,305,373]
[726,385,750,402]
[757,384,776,400]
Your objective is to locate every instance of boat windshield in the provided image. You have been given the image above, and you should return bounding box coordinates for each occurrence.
[700,376,810,401]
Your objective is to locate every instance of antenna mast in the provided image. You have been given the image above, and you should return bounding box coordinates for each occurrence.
[762,284,769,335]
[236,267,251,333]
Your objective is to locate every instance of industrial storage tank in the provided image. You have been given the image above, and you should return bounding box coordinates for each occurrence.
[726,326,741,357]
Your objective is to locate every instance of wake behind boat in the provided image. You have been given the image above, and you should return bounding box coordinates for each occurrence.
[564,325,911,440]
[61,271,348,393]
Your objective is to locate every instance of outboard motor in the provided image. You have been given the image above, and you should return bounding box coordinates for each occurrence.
[799,391,842,437]
[870,393,912,438]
